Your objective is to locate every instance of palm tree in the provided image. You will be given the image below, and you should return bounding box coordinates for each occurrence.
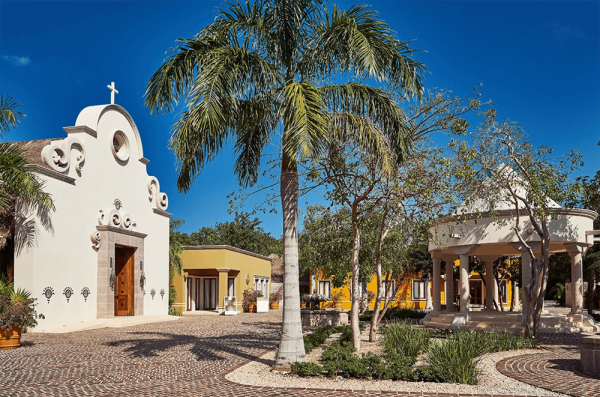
[145,0,425,369]
[0,94,54,256]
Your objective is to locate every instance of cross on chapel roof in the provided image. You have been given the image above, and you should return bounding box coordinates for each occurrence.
[107,81,118,104]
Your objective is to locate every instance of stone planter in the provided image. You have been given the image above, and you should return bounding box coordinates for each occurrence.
[301,309,348,327]
[0,326,22,350]
[581,332,600,376]
[270,301,279,310]
[256,300,269,313]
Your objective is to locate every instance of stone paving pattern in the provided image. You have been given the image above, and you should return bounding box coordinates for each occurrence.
[0,311,597,397]
[498,333,600,397]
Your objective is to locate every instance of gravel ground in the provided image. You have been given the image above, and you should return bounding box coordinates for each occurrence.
[227,327,568,396]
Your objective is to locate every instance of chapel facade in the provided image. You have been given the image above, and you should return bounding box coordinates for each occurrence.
[1,103,171,332]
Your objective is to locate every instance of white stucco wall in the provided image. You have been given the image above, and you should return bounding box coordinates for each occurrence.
[428,208,597,256]
[13,104,170,331]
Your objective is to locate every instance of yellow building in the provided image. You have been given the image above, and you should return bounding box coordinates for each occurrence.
[172,245,272,314]
[311,261,514,311]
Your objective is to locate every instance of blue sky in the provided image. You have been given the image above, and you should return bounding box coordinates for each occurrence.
[1,0,598,237]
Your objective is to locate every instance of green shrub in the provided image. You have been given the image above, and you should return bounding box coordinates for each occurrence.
[422,330,535,385]
[385,352,418,380]
[360,308,427,321]
[291,362,324,376]
[381,320,433,360]
[303,325,348,353]
[321,342,355,362]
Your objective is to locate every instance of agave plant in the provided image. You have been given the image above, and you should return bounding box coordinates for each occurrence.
[0,276,32,303]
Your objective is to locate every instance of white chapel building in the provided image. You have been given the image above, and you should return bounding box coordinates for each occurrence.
[3,93,171,332]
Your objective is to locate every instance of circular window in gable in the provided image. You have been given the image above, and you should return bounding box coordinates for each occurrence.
[111,131,130,162]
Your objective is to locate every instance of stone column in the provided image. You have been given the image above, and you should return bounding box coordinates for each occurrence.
[432,253,442,312]
[485,260,496,311]
[512,282,520,311]
[424,275,433,310]
[510,242,540,326]
[566,245,586,315]
[459,254,470,314]
[444,256,455,312]
[217,268,230,313]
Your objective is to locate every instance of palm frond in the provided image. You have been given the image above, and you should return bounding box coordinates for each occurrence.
[282,81,328,161]
[303,4,426,96]
[0,94,25,135]
[233,96,279,187]
[320,83,411,167]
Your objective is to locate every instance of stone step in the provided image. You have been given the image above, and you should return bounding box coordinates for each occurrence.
[468,321,522,328]
[422,321,451,329]
[461,324,525,333]
[429,317,455,324]
[538,326,595,333]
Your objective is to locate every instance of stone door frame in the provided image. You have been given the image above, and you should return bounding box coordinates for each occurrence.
[96,225,147,319]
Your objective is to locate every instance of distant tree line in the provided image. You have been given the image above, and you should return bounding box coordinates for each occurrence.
[172,212,283,257]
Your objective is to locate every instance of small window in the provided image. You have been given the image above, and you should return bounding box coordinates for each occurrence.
[318,280,331,298]
[412,279,426,301]
[111,131,130,162]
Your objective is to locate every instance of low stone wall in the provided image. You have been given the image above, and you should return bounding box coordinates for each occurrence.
[581,332,600,376]
[300,309,348,327]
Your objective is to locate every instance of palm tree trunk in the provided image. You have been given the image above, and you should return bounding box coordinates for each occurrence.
[274,167,306,370]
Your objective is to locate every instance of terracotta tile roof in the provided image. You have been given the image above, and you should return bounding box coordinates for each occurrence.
[10,138,57,170]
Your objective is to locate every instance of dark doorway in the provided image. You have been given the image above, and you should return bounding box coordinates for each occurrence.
[114,246,134,316]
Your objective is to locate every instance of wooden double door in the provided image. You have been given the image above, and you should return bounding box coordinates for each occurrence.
[115,246,135,316]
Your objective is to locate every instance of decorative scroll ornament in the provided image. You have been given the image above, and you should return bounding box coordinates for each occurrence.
[90,231,101,250]
[42,287,54,303]
[81,287,91,302]
[150,289,156,300]
[160,289,165,299]
[97,205,136,231]
[41,137,85,174]
[148,176,169,211]
[63,287,74,303]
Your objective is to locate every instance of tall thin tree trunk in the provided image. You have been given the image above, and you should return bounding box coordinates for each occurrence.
[369,215,388,342]
[510,278,516,312]
[351,218,361,351]
[274,168,306,370]
[369,254,383,342]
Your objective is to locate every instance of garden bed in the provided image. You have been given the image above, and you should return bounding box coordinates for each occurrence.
[226,323,566,396]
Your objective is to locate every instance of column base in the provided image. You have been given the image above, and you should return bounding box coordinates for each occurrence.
[484,307,497,312]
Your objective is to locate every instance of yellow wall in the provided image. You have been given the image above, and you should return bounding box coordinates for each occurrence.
[172,247,271,314]
[314,261,514,311]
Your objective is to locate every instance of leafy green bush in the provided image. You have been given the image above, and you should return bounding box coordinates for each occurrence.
[321,341,355,362]
[422,330,535,385]
[303,325,347,353]
[381,320,433,360]
[359,308,427,321]
[290,362,324,376]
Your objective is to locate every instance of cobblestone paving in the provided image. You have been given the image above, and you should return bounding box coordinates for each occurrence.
[498,333,600,397]
[0,312,593,397]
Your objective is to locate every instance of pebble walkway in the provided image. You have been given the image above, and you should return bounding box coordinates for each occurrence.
[0,311,596,397]
[497,333,600,397]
